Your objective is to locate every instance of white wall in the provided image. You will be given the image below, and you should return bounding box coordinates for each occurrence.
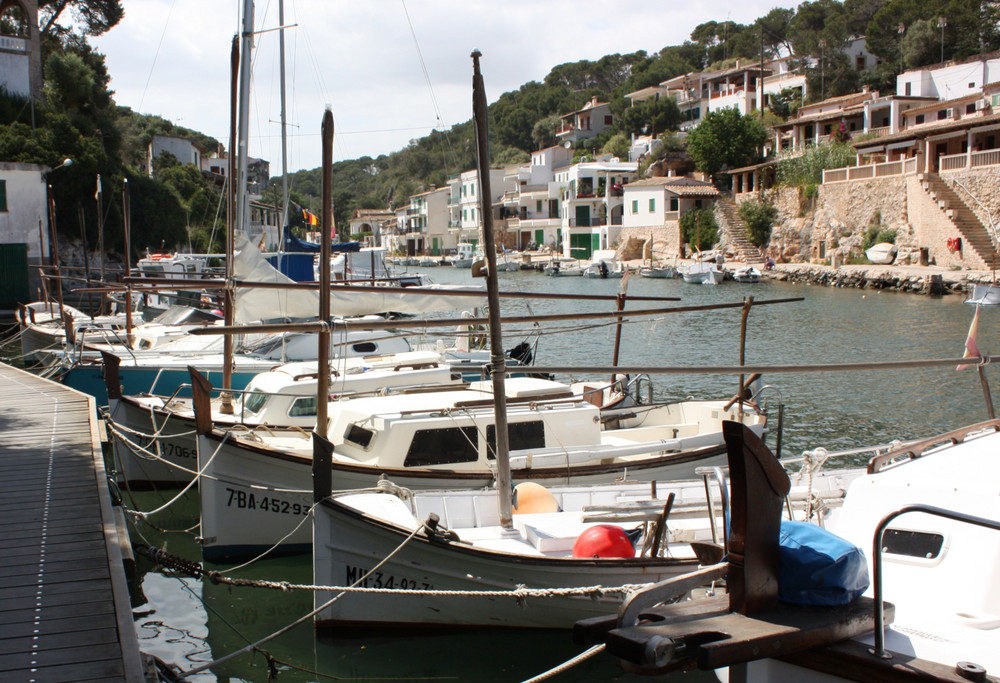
[0,48,30,97]
[0,163,48,260]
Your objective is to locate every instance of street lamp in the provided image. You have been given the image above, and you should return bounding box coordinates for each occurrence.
[938,17,947,63]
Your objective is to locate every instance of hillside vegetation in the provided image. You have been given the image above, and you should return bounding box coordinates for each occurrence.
[2,0,998,253]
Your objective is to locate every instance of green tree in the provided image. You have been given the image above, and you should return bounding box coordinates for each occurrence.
[902,18,940,68]
[531,115,560,150]
[738,198,778,247]
[680,208,719,251]
[618,95,681,137]
[602,132,630,160]
[39,0,124,38]
[686,108,767,179]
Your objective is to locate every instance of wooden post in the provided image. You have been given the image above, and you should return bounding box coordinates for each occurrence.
[316,109,334,439]
[78,205,92,316]
[122,179,133,347]
[978,366,995,419]
[472,50,513,530]
[738,296,754,420]
[220,34,239,415]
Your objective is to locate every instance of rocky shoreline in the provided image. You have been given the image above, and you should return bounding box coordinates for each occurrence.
[759,262,997,297]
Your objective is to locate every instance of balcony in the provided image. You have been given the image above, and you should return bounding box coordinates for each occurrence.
[822,158,917,184]
[0,36,27,53]
[940,149,1000,172]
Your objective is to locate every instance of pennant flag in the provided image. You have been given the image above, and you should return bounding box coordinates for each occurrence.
[957,303,982,370]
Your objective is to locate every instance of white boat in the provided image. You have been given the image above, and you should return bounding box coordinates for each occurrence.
[193,375,766,558]
[544,260,585,276]
[310,425,857,629]
[580,419,1000,681]
[681,261,724,285]
[638,265,675,279]
[732,266,762,283]
[104,350,463,487]
[585,260,626,278]
[450,243,475,268]
[966,282,1000,305]
[865,242,897,264]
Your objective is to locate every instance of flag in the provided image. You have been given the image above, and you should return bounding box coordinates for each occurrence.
[302,208,318,226]
[957,303,982,370]
[95,174,102,200]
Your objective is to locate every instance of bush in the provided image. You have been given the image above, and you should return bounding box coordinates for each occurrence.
[738,198,778,247]
[776,141,856,187]
[680,209,719,251]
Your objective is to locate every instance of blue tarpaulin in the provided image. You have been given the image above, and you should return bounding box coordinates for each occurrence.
[778,520,870,606]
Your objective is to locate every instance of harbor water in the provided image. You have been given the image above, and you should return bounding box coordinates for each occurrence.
[121,267,998,681]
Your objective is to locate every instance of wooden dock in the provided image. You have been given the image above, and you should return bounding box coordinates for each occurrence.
[0,363,145,682]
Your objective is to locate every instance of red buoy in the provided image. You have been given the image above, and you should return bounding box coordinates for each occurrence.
[571,524,635,559]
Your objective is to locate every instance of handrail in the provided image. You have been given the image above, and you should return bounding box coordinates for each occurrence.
[949,177,1000,251]
[869,503,1000,659]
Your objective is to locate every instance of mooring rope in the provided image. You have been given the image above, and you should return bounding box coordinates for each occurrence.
[520,644,607,683]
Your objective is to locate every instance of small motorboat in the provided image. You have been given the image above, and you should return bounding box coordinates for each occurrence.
[732,266,761,283]
[682,261,724,285]
[865,242,897,264]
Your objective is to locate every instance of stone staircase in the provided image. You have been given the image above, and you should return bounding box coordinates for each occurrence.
[714,195,765,264]
[920,173,998,268]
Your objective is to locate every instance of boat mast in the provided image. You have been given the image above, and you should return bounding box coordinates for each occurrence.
[236,0,254,242]
[278,0,290,228]
[471,50,513,530]
[221,34,240,412]
[316,109,333,438]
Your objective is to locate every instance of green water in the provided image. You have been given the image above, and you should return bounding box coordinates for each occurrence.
[119,269,997,681]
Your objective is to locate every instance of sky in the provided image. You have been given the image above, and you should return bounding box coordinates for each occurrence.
[91,0,795,174]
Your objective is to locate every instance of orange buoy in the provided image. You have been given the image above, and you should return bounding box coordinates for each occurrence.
[571,525,635,558]
[512,482,559,515]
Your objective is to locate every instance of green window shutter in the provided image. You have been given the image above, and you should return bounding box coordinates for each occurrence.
[0,180,6,212]
[631,199,638,213]
[649,198,655,212]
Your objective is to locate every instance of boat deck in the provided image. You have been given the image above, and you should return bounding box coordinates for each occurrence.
[0,363,144,681]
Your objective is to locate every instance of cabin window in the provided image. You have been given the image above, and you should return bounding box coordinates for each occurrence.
[345,424,375,448]
[485,421,545,460]
[404,427,478,467]
[243,391,268,414]
[288,397,316,417]
[881,528,944,559]
[351,342,377,354]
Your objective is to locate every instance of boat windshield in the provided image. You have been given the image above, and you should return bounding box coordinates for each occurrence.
[243,391,269,414]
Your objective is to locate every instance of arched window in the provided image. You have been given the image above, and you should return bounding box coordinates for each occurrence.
[0,1,28,38]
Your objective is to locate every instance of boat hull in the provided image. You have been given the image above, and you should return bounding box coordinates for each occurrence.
[196,428,739,559]
[313,494,692,628]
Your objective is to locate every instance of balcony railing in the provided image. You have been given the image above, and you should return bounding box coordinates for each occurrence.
[0,36,27,53]
[822,158,917,184]
[940,149,1000,172]
[865,126,891,138]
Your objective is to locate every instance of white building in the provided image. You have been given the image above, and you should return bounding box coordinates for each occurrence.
[556,157,639,258]
[501,145,573,250]
[0,162,51,304]
[557,96,614,144]
[447,169,504,247]
[622,177,720,229]
[897,51,1000,100]
[0,0,42,102]
[405,186,451,255]
[148,135,207,177]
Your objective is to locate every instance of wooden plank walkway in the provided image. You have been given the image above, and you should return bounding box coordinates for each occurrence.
[0,363,145,682]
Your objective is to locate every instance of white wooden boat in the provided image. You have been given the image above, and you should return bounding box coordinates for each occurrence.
[639,265,675,279]
[732,266,762,283]
[865,242,897,264]
[105,350,463,487]
[581,419,1000,680]
[681,261,724,285]
[310,427,858,629]
[192,374,766,558]
[966,282,1000,305]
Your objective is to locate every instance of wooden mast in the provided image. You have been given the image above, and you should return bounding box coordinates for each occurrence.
[471,50,514,530]
[221,33,240,414]
[316,109,334,439]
